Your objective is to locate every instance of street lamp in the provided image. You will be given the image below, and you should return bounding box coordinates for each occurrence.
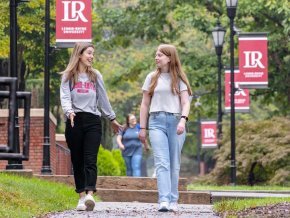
[7,0,21,170]
[225,0,238,185]
[194,97,202,175]
[7,0,29,170]
[41,0,52,174]
[212,20,226,143]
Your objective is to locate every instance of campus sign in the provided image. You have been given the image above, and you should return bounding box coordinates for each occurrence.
[201,121,217,148]
[224,69,250,113]
[56,0,92,47]
[238,33,268,88]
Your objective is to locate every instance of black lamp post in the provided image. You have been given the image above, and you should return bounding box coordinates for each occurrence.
[7,0,29,170]
[41,0,52,174]
[212,20,226,143]
[7,0,21,170]
[9,0,17,81]
[194,98,202,175]
[225,0,238,185]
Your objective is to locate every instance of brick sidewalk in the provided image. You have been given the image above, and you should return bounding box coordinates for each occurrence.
[43,202,220,218]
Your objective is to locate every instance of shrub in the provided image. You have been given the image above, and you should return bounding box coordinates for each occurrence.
[97,145,124,176]
[202,117,290,186]
[112,149,126,176]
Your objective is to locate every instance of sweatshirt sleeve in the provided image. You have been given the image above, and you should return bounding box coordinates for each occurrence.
[96,71,116,121]
[60,74,74,118]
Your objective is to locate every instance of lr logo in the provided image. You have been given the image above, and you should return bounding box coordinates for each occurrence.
[235,83,246,96]
[228,82,247,96]
[204,129,215,138]
[62,1,88,22]
[243,51,265,69]
[235,88,246,96]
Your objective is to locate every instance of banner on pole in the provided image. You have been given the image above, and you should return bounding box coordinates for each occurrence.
[238,33,268,89]
[56,0,92,48]
[201,121,217,148]
[224,69,250,113]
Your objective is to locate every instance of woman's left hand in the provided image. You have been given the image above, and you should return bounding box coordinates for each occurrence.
[176,118,186,135]
[111,120,122,134]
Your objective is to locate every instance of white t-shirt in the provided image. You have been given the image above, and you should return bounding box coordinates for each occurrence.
[142,72,188,114]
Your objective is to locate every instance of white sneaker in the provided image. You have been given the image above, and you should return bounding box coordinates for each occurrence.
[169,202,178,212]
[158,201,169,212]
[76,196,86,211]
[84,194,95,211]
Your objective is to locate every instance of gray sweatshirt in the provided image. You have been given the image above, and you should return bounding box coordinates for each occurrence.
[60,70,116,121]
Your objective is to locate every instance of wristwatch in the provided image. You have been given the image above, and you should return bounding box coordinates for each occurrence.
[181,116,188,122]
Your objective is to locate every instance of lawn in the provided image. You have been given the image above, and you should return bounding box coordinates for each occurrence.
[214,197,290,216]
[187,184,290,191]
[188,184,290,217]
[0,173,99,218]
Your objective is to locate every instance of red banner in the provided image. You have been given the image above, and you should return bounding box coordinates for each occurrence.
[224,69,250,113]
[201,121,217,148]
[56,0,92,47]
[238,33,268,88]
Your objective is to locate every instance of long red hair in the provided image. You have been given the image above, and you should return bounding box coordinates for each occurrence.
[148,44,192,96]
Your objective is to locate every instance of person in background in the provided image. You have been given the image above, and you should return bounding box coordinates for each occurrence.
[116,114,149,177]
[139,44,192,212]
[60,42,122,211]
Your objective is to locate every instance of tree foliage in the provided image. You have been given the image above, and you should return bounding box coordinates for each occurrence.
[94,0,290,157]
[95,0,290,116]
[0,0,289,160]
[0,0,70,108]
[202,117,290,186]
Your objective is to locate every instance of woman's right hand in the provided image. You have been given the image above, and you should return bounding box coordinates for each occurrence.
[139,129,147,144]
[119,144,125,151]
[111,120,122,134]
[69,112,76,127]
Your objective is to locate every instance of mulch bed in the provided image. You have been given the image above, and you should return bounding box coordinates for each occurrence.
[223,202,290,218]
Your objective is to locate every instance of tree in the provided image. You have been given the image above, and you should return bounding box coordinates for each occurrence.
[1,0,289,156]
[0,0,70,100]
[93,0,289,156]
[202,117,290,185]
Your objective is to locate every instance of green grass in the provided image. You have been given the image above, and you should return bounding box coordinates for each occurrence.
[187,184,290,191]
[0,173,99,218]
[214,197,290,216]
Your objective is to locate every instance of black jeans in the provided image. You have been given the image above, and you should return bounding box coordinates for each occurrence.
[65,112,102,193]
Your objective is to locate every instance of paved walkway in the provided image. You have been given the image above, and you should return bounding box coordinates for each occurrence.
[43,191,290,217]
[45,202,220,218]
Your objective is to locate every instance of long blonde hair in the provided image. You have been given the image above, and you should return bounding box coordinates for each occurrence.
[61,42,97,85]
[148,44,192,96]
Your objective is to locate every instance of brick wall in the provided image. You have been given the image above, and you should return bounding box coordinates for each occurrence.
[56,134,72,175]
[0,109,71,175]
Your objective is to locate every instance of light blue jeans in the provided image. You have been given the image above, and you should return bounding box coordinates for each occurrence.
[148,112,186,203]
[123,155,142,177]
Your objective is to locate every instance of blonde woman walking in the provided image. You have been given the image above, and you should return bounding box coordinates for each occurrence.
[60,42,121,211]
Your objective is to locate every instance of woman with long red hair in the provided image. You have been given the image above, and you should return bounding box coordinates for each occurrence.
[139,44,192,212]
